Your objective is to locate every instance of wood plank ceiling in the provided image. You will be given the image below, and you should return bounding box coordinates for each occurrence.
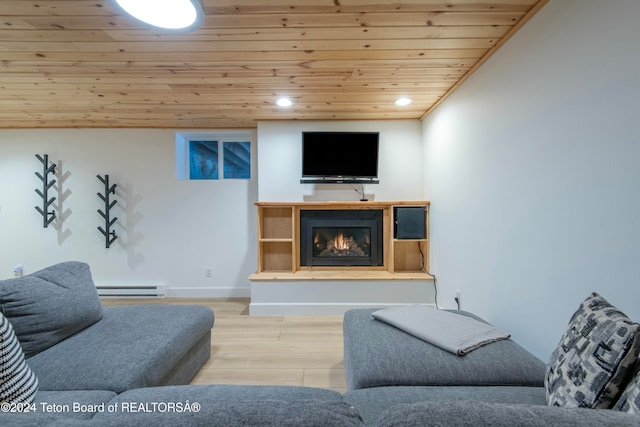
[0,0,548,129]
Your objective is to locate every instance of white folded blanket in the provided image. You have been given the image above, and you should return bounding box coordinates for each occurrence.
[371,305,510,356]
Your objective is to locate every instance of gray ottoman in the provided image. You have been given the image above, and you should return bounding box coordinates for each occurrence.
[343,308,545,390]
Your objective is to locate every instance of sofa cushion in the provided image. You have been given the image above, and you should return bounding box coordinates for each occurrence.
[0,262,103,358]
[545,292,640,409]
[34,390,118,419]
[343,308,546,390]
[26,304,214,393]
[93,400,364,427]
[344,385,547,425]
[614,367,640,414]
[102,383,345,404]
[373,400,640,427]
[0,413,85,426]
[93,384,364,426]
[0,391,117,426]
[0,312,38,406]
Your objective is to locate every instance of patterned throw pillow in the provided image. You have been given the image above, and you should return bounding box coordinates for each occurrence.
[614,368,640,414]
[0,312,38,406]
[545,292,640,408]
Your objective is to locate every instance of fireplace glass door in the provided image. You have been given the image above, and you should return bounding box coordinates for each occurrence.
[300,210,383,266]
[313,226,371,259]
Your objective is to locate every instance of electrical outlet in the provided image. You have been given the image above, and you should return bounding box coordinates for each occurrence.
[205,268,212,278]
[14,264,23,277]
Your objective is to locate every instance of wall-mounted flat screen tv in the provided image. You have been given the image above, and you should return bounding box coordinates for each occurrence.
[301,131,379,184]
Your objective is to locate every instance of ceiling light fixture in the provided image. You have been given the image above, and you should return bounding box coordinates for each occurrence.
[111,0,204,33]
[276,97,293,107]
[395,97,412,106]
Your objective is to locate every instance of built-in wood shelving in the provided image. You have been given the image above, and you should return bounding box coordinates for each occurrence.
[251,201,431,281]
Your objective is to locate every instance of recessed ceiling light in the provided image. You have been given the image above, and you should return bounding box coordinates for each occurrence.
[276,97,293,107]
[111,0,204,32]
[395,97,412,106]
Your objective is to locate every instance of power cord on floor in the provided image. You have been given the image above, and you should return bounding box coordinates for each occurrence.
[419,242,439,309]
[430,274,440,310]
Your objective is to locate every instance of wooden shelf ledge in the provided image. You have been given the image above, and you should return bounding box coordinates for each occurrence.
[249,270,434,281]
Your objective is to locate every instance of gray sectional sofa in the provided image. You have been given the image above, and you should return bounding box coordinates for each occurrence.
[342,308,548,423]
[0,262,363,426]
[0,262,215,395]
[342,305,640,426]
[4,385,362,426]
[1,262,639,425]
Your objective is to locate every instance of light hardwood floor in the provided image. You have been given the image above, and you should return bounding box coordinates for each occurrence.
[101,298,347,392]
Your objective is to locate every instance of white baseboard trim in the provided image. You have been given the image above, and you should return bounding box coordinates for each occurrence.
[249,302,436,316]
[166,287,251,298]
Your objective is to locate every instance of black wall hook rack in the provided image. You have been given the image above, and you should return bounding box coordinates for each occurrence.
[97,174,118,248]
[34,154,57,228]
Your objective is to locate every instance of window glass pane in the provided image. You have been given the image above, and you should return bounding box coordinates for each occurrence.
[223,141,250,179]
[189,140,218,180]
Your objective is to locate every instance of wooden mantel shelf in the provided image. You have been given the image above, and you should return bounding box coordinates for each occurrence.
[249,270,434,281]
[251,200,431,282]
[254,201,430,208]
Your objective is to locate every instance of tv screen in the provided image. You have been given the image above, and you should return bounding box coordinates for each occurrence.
[301,132,379,183]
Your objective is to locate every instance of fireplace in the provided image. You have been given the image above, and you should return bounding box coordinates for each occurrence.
[300,210,383,266]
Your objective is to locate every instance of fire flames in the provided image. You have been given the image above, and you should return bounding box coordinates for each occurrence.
[333,233,348,251]
[313,230,367,257]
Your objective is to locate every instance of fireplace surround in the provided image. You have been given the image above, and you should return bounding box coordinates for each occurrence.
[252,200,430,278]
[300,210,383,267]
[250,201,433,315]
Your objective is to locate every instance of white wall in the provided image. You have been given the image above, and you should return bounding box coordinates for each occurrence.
[422,0,640,360]
[257,120,424,202]
[0,129,257,296]
[253,120,428,315]
[0,120,422,299]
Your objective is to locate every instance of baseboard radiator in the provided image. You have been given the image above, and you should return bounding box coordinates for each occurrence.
[97,286,167,298]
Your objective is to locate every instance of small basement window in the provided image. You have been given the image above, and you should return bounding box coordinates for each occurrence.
[175,131,252,180]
